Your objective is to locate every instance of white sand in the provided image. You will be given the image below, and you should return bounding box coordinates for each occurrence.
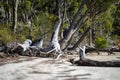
[0,55,120,80]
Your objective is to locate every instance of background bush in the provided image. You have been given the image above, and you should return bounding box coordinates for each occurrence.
[95,36,108,48]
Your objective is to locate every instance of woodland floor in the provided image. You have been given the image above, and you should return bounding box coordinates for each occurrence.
[0,52,120,80]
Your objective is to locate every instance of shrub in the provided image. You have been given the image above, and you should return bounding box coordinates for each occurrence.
[0,28,15,44]
[0,24,26,44]
[112,35,120,46]
[95,36,108,48]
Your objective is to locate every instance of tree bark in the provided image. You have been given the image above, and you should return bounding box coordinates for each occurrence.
[47,0,62,53]
[12,0,18,32]
[49,18,62,53]
[31,38,43,49]
[68,27,91,50]
[59,0,88,50]
[62,0,69,23]
[5,0,9,24]
[73,58,120,67]
[89,28,93,46]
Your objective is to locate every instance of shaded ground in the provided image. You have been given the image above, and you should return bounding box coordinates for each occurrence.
[0,52,120,80]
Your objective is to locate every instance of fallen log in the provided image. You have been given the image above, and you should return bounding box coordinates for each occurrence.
[17,39,32,52]
[22,48,66,58]
[69,58,120,67]
[85,47,120,55]
[3,39,32,56]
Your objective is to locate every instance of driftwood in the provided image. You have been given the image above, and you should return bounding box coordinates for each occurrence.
[1,39,63,58]
[31,38,43,49]
[18,39,32,52]
[2,39,32,56]
[85,47,120,55]
[17,48,66,58]
[4,42,18,54]
[68,46,120,67]
[69,58,120,67]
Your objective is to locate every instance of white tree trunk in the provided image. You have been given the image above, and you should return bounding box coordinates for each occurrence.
[50,18,62,53]
[13,0,18,32]
[18,39,32,51]
[79,46,86,60]
[31,38,43,49]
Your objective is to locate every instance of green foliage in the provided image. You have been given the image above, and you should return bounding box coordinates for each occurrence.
[0,25,15,43]
[112,35,120,46]
[101,9,114,34]
[31,12,56,40]
[16,33,26,43]
[86,0,117,16]
[93,4,116,37]
[0,0,119,47]
[17,22,42,42]
[68,0,81,18]
[95,36,108,48]
[112,2,120,36]
[24,0,31,11]
[62,22,69,29]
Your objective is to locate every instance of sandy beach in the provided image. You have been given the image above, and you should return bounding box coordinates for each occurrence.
[0,52,120,80]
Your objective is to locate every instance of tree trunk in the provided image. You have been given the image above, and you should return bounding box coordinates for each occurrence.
[55,0,59,16]
[5,0,9,24]
[51,19,61,43]
[12,0,18,32]
[60,9,89,50]
[49,18,62,53]
[25,12,29,24]
[8,10,11,22]
[68,27,91,50]
[89,28,93,47]
[72,58,120,67]
[59,0,88,50]
[63,0,69,23]
[47,0,62,54]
